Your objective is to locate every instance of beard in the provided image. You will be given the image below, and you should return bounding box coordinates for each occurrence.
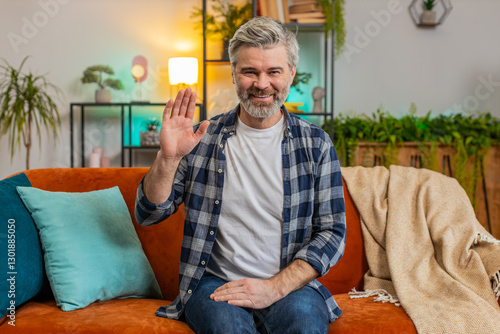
[235,76,292,119]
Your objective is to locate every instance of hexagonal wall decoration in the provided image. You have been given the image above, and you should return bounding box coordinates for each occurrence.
[409,0,453,27]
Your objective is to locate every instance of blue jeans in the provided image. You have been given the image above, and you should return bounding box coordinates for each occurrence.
[184,275,329,334]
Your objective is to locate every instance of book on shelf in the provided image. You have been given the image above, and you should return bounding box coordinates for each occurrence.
[259,0,290,23]
[289,1,321,14]
[293,17,325,24]
[289,10,325,24]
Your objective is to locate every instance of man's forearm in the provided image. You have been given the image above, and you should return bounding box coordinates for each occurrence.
[270,259,319,299]
[143,152,182,204]
[210,259,319,309]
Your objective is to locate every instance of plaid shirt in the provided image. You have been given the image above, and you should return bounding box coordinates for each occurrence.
[135,105,346,322]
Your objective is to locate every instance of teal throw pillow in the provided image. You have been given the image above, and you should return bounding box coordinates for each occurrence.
[16,186,162,312]
[0,173,43,318]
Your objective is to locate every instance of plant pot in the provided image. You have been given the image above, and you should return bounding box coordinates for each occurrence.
[420,10,437,26]
[140,131,160,147]
[95,88,111,103]
[222,39,230,61]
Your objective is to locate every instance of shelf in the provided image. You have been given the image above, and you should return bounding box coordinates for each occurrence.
[201,0,335,138]
[206,60,231,65]
[70,103,202,168]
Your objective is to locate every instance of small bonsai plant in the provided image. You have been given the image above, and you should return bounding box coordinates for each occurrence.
[81,65,124,90]
[0,56,61,169]
[81,65,124,102]
[191,0,253,42]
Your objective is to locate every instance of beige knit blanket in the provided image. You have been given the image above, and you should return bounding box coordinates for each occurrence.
[341,165,500,334]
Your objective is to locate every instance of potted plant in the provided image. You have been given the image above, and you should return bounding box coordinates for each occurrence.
[191,0,253,60]
[421,0,437,25]
[0,56,61,169]
[318,0,346,58]
[140,118,161,146]
[81,65,124,103]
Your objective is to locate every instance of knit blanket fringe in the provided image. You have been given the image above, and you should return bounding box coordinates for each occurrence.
[494,271,500,299]
[473,232,500,246]
[348,288,401,307]
[474,232,500,299]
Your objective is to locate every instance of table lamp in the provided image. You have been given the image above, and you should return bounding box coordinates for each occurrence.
[168,57,198,91]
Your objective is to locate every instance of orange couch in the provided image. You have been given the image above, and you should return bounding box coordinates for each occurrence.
[0,167,417,333]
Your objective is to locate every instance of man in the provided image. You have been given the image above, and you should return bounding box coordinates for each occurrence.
[135,16,346,334]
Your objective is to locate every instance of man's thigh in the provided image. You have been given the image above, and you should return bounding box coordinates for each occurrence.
[255,286,329,334]
[184,275,257,334]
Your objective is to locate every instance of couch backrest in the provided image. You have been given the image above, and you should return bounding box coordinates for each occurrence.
[22,167,367,300]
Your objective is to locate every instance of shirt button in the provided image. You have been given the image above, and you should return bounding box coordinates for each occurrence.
[218,169,222,173]
[209,231,214,236]
[187,289,192,294]
[215,200,219,205]
[219,144,223,149]
[223,128,227,132]
[201,261,206,265]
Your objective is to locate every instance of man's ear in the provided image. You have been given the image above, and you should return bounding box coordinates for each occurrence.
[231,68,235,85]
[291,65,297,81]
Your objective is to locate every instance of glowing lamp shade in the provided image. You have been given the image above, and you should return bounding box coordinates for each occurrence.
[132,55,148,82]
[132,65,145,80]
[168,57,198,85]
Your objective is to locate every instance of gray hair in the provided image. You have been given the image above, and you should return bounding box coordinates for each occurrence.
[228,16,299,70]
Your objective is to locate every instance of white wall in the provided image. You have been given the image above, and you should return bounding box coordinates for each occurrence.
[1,0,500,178]
[336,0,500,118]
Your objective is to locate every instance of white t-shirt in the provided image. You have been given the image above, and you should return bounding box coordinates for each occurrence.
[206,114,285,281]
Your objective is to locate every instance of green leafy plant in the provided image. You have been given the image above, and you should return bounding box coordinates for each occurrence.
[191,0,253,41]
[81,65,124,90]
[291,71,312,94]
[322,106,500,207]
[318,0,346,57]
[423,0,436,10]
[0,56,61,169]
[145,119,160,132]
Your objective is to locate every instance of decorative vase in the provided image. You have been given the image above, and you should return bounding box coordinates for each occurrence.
[140,131,160,146]
[420,10,436,25]
[95,88,111,103]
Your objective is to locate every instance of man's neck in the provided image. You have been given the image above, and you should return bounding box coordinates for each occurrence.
[238,105,283,130]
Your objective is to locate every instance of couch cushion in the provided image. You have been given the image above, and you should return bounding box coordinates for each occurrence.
[23,168,184,301]
[16,186,162,311]
[0,299,193,334]
[0,173,43,318]
[329,293,417,333]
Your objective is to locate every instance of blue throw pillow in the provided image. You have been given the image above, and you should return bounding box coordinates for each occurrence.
[16,186,162,312]
[0,173,43,319]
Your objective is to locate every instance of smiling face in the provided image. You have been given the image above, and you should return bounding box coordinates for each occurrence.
[232,45,296,127]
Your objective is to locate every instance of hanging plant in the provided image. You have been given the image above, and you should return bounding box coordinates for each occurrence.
[318,0,346,58]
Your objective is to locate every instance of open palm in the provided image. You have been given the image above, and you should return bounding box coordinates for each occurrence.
[159,88,209,160]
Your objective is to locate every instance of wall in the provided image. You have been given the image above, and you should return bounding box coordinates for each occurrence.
[1,0,500,178]
[336,0,500,118]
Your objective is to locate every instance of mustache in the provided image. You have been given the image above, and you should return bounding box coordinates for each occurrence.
[246,88,277,97]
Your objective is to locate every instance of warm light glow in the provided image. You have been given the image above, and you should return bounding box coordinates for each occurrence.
[168,57,198,85]
[131,64,146,81]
